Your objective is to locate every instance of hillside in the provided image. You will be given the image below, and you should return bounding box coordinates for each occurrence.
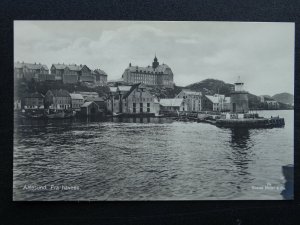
[272,93,294,105]
[15,79,110,99]
[185,79,234,96]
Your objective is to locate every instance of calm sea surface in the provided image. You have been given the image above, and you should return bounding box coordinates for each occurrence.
[13,110,294,200]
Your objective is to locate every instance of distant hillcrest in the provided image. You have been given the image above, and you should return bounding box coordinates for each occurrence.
[272,92,294,105]
[184,79,234,96]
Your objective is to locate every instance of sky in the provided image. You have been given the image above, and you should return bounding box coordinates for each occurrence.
[14,21,294,96]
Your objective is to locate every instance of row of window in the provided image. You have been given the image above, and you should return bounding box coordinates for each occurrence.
[133,103,151,113]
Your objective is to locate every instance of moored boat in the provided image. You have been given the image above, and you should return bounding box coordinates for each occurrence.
[45,110,75,119]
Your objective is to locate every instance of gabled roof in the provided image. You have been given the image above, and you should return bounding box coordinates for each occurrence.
[159,98,184,107]
[118,86,132,92]
[70,93,84,100]
[126,64,172,74]
[205,95,220,104]
[109,87,118,93]
[122,83,141,99]
[48,89,70,97]
[85,96,104,102]
[81,101,99,108]
[94,69,107,76]
[15,62,48,70]
[52,64,67,70]
[180,89,202,96]
[52,64,90,72]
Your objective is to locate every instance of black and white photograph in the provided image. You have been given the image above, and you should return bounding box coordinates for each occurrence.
[13,21,294,201]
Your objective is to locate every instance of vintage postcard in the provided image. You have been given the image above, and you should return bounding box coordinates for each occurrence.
[13,21,294,200]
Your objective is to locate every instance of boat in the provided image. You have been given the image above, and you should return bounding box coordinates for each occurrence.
[46,110,75,119]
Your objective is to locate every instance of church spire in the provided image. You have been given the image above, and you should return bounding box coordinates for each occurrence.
[152,54,159,69]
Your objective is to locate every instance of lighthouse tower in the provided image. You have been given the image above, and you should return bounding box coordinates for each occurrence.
[230,76,249,113]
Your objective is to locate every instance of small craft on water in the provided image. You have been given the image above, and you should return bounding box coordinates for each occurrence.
[45,110,75,119]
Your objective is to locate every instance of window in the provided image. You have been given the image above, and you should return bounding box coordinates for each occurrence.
[140,103,143,113]
[133,103,136,113]
[147,103,150,112]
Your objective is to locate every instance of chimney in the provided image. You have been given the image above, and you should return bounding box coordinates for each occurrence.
[129,63,131,67]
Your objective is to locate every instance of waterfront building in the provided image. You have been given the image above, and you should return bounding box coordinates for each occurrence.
[14,62,49,80]
[159,98,185,113]
[22,92,44,109]
[230,77,249,113]
[107,83,158,115]
[122,56,174,88]
[85,96,107,112]
[204,94,231,112]
[93,69,108,86]
[265,100,280,109]
[44,89,71,110]
[175,89,202,112]
[80,101,100,116]
[70,93,84,111]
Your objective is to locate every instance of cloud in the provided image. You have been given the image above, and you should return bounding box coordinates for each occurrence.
[14,21,294,96]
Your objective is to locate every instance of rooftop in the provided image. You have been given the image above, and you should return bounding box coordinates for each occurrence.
[159,98,184,107]
[70,93,84,100]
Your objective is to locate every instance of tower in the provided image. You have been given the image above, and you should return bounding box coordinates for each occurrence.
[230,76,249,113]
[152,54,159,69]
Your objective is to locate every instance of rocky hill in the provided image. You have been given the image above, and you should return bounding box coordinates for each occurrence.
[184,79,234,96]
[272,92,294,105]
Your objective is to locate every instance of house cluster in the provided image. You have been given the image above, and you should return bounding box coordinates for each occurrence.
[15,79,247,117]
[17,89,106,116]
[259,96,280,109]
[14,62,108,86]
[107,83,232,116]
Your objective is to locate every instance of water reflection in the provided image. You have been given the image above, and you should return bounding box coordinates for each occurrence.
[228,128,254,178]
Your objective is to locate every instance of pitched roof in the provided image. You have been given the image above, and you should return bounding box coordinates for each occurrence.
[122,83,141,99]
[118,86,132,92]
[85,96,104,102]
[52,64,90,71]
[70,93,84,100]
[205,95,220,104]
[109,87,118,93]
[159,98,184,107]
[94,69,107,76]
[181,89,202,96]
[15,62,48,70]
[52,64,67,70]
[81,101,99,108]
[126,64,172,74]
[48,89,70,97]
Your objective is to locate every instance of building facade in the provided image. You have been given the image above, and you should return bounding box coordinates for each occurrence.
[22,92,44,109]
[44,89,72,110]
[80,101,100,116]
[50,64,94,84]
[93,69,108,86]
[70,93,84,111]
[14,62,49,80]
[205,94,231,112]
[107,83,158,115]
[176,90,202,112]
[122,56,174,88]
[159,98,185,113]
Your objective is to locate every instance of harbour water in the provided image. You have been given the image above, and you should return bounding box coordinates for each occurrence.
[13,110,294,200]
